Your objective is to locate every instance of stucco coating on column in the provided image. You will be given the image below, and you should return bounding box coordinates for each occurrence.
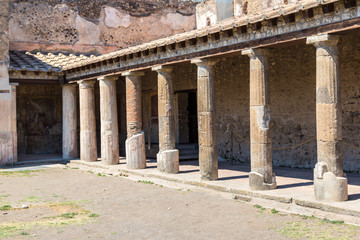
[62,84,78,159]
[192,58,218,181]
[99,76,119,165]
[242,48,276,190]
[153,65,179,174]
[307,34,348,201]
[79,80,97,162]
[122,71,146,169]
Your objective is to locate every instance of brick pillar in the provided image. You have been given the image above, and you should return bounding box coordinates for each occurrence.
[242,49,276,190]
[78,80,97,162]
[152,65,179,174]
[99,76,119,165]
[122,71,146,169]
[191,58,218,181]
[307,34,348,201]
[62,84,78,159]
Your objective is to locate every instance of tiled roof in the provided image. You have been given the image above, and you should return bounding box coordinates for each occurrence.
[9,51,97,72]
[63,0,340,71]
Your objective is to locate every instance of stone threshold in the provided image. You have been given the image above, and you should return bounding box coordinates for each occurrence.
[68,159,360,225]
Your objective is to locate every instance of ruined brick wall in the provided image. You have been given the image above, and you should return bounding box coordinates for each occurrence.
[9,0,197,54]
[17,84,62,155]
[141,32,360,173]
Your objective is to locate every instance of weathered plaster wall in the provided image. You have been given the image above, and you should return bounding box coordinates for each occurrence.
[197,0,299,28]
[9,0,197,54]
[17,84,62,155]
[0,0,17,165]
[142,33,360,172]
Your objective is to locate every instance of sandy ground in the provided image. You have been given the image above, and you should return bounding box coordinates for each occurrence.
[0,166,360,240]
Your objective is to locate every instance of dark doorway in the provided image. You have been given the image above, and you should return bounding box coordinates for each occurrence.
[188,92,198,143]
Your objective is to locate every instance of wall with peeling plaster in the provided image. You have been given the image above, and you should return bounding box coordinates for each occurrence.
[9,0,197,54]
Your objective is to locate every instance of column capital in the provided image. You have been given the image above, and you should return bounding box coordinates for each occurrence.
[306,34,338,47]
[78,80,95,88]
[242,48,269,59]
[122,71,145,77]
[98,75,119,81]
[191,58,219,66]
[152,65,173,73]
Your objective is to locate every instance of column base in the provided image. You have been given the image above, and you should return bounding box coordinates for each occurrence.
[125,132,146,169]
[314,162,348,201]
[249,171,277,190]
[157,149,179,174]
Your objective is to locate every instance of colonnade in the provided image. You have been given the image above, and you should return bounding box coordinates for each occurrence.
[62,34,348,202]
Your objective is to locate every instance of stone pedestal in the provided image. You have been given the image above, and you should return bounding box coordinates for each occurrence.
[191,58,218,181]
[122,71,146,169]
[152,65,179,174]
[242,49,276,190]
[62,84,78,159]
[78,80,97,162]
[99,76,119,165]
[307,34,348,201]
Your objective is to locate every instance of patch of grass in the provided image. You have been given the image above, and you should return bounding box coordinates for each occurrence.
[0,170,43,177]
[254,204,265,211]
[0,194,9,198]
[19,231,29,236]
[271,208,279,214]
[138,180,154,185]
[0,205,12,211]
[59,212,78,219]
[88,213,99,218]
[322,218,344,225]
[87,170,93,174]
[301,215,316,220]
[71,167,79,170]
[97,173,106,177]
[277,216,359,240]
[119,173,128,177]
[21,196,41,202]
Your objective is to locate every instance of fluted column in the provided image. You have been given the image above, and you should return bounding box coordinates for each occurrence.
[307,34,348,201]
[191,58,218,181]
[99,76,119,165]
[122,71,146,169]
[242,48,276,190]
[152,65,179,174]
[78,80,97,162]
[62,84,78,159]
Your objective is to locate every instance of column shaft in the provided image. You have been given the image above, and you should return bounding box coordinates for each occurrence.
[122,72,146,169]
[62,84,78,159]
[307,34,348,201]
[99,77,119,165]
[79,80,97,162]
[192,59,218,181]
[153,66,179,173]
[242,49,276,190]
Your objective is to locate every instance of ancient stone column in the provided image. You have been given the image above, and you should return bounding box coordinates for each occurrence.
[152,65,179,174]
[78,80,97,162]
[242,49,276,190]
[307,34,348,201]
[191,58,218,180]
[122,71,146,169]
[99,76,119,165]
[62,84,78,159]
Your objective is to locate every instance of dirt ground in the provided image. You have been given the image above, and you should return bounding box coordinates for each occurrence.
[0,166,360,240]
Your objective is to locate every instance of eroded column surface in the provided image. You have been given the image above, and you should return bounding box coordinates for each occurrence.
[78,80,97,162]
[122,71,146,169]
[191,58,218,181]
[99,76,119,165]
[62,84,78,159]
[307,34,348,201]
[152,66,179,174]
[242,49,276,190]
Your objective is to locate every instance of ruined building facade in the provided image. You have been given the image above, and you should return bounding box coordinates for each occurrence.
[1,0,360,201]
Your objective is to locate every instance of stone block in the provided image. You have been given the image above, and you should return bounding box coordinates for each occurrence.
[314,164,348,201]
[126,132,146,169]
[249,171,277,191]
[199,146,218,180]
[157,149,179,174]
